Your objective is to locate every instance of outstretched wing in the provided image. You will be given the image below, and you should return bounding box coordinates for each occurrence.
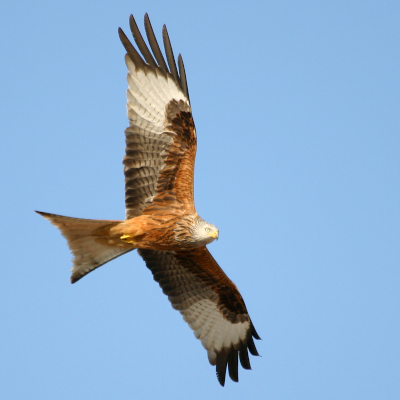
[119,14,196,219]
[138,247,260,386]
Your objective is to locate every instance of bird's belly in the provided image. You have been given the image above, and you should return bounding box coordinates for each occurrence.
[108,214,192,251]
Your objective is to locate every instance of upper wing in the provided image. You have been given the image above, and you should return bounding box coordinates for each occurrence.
[138,247,260,386]
[119,14,197,219]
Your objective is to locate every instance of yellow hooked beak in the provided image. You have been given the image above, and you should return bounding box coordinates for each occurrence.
[209,230,219,240]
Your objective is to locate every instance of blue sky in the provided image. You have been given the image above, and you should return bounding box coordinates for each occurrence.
[1,0,399,399]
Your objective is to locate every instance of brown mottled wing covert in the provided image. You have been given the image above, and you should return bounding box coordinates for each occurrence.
[139,247,260,386]
[118,15,195,219]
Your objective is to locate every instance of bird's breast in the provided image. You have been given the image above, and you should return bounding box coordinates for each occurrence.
[110,213,197,250]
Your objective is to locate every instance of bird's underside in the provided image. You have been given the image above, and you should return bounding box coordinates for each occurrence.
[36,13,260,386]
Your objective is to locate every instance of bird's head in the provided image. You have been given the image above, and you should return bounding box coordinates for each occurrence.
[192,219,219,246]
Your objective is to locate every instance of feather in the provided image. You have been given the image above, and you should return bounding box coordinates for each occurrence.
[162,25,180,84]
[144,13,168,73]
[178,54,190,101]
[129,15,157,67]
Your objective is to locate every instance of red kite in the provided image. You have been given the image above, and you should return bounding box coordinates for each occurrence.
[37,13,260,386]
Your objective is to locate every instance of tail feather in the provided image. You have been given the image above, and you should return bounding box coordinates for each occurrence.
[36,211,133,283]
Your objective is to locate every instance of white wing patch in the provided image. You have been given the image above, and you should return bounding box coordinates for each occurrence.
[125,55,189,134]
[184,298,250,360]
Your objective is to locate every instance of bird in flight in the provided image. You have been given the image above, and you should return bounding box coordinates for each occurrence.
[37,13,260,386]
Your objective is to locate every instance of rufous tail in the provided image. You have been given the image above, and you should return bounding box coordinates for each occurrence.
[36,211,133,283]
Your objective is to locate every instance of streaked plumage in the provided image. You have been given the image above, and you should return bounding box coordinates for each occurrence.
[36,13,260,386]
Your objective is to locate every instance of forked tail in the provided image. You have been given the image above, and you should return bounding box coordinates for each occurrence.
[36,211,133,283]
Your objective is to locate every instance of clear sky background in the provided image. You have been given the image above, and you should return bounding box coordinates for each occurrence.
[1,1,399,399]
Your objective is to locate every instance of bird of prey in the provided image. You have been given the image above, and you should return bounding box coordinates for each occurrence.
[36,13,260,386]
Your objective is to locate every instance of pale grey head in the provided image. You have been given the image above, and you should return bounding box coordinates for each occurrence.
[192,219,219,246]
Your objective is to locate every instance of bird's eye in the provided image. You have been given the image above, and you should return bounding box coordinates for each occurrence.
[205,227,211,233]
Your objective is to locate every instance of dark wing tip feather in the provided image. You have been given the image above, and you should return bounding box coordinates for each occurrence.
[178,54,190,101]
[118,27,145,68]
[216,349,229,386]
[239,343,252,370]
[129,14,157,67]
[227,351,239,382]
[162,24,179,83]
[247,337,259,356]
[143,13,168,73]
[252,322,261,340]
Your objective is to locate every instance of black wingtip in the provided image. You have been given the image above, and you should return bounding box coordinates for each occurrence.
[252,323,261,340]
[216,371,226,387]
[216,349,229,386]
[227,351,239,382]
[162,23,179,83]
[178,54,190,101]
[239,344,252,370]
[143,13,168,72]
[247,337,259,356]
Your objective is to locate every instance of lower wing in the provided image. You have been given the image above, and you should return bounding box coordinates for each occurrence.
[138,246,260,386]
